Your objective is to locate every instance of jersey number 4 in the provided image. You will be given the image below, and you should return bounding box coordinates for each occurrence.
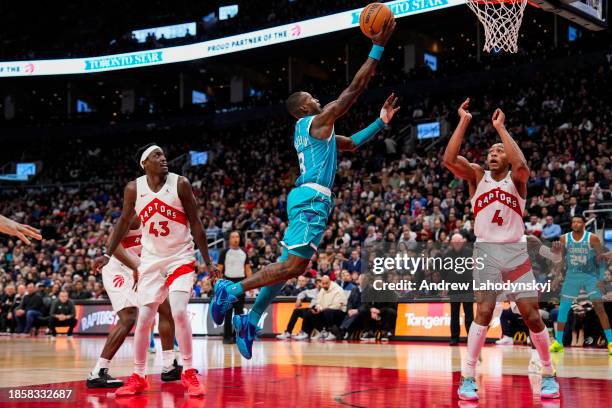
[149,221,170,237]
[491,210,504,226]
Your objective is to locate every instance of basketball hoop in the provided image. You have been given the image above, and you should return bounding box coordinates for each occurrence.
[466,0,528,53]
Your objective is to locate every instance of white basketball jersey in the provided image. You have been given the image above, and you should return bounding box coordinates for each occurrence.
[135,173,195,259]
[471,170,525,243]
[107,228,142,269]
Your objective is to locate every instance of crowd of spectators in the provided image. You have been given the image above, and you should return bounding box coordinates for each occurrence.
[0,41,610,345]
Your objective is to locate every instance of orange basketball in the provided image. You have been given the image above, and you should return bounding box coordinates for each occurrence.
[359,3,393,39]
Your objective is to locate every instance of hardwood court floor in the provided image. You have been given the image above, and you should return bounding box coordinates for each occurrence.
[0,336,610,407]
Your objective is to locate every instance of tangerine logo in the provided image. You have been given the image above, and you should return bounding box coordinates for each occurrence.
[113,275,125,288]
[24,63,35,74]
[291,24,301,37]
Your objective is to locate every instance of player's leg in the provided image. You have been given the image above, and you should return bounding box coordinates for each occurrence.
[232,251,310,359]
[158,298,182,381]
[87,307,137,388]
[551,277,579,352]
[168,289,205,397]
[515,297,559,399]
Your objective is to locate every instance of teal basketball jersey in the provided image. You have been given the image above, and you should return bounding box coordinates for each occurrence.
[565,231,598,277]
[293,115,337,190]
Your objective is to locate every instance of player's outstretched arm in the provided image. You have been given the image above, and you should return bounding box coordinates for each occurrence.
[177,176,218,278]
[310,16,396,140]
[442,98,482,190]
[336,93,400,151]
[105,181,137,260]
[492,109,529,190]
[0,215,42,244]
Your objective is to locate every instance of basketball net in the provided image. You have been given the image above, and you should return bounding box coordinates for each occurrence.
[466,0,528,53]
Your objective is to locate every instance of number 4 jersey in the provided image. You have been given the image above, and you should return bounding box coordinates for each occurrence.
[135,172,195,260]
[471,170,526,243]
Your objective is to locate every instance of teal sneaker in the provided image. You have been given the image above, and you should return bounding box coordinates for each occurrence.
[232,313,260,360]
[457,377,478,401]
[210,279,237,325]
[541,375,560,399]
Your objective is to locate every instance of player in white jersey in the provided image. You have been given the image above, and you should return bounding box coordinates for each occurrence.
[88,216,182,388]
[443,99,559,400]
[101,144,216,398]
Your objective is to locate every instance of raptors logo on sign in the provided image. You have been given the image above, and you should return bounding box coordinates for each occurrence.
[113,275,125,288]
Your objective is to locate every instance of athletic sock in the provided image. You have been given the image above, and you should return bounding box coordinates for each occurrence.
[162,349,175,372]
[248,282,285,326]
[92,357,110,375]
[227,282,244,297]
[462,322,488,378]
[604,328,612,343]
[530,328,553,376]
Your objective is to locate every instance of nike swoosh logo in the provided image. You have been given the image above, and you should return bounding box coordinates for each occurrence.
[140,193,148,197]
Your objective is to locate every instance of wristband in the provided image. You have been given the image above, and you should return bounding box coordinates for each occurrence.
[369,44,384,61]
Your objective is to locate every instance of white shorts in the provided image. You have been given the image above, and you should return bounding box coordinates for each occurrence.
[102,261,138,312]
[473,242,537,301]
[137,253,196,306]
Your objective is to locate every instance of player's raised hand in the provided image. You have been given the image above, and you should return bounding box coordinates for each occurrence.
[380,93,400,124]
[492,108,505,129]
[551,241,563,254]
[371,14,396,46]
[0,215,42,244]
[458,98,472,121]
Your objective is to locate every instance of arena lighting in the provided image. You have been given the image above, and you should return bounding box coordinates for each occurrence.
[0,0,465,77]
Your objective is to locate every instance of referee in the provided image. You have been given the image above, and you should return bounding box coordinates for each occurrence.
[217,231,252,344]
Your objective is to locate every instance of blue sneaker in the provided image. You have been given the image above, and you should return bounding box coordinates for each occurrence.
[541,375,560,399]
[457,377,478,401]
[210,279,237,325]
[232,313,260,360]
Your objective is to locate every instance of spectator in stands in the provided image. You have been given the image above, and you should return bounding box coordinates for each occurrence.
[343,250,362,274]
[301,276,346,341]
[49,290,77,339]
[0,284,16,333]
[332,274,366,340]
[217,231,251,344]
[276,277,322,340]
[525,215,543,237]
[496,303,523,345]
[359,277,398,341]
[69,281,91,300]
[281,275,312,296]
[339,270,356,291]
[14,283,45,335]
[541,216,562,241]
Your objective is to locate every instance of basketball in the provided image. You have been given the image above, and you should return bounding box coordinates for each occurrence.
[359,3,393,38]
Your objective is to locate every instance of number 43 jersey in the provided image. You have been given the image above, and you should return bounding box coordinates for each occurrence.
[471,170,526,243]
[135,172,195,260]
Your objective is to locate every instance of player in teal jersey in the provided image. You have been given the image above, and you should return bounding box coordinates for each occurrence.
[210,16,399,359]
[550,215,612,355]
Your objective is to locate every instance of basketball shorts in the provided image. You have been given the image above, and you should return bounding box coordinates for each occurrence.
[102,260,138,312]
[137,251,196,306]
[280,184,333,260]
[473,241,537,301]
[561,274,603,300]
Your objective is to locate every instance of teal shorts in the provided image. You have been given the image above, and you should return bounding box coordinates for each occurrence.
[280,185,333,260]
[561,274,603,300]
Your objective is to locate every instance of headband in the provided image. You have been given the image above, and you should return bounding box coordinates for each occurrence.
[140,145,161,169]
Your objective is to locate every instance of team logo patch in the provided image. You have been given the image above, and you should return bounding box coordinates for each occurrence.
[113,275,125,288]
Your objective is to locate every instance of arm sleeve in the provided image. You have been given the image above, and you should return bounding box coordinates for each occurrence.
[351,118,385,148]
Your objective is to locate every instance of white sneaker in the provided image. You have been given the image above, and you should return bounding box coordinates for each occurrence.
[311,330,322,340]
[323,333,336,341]
[528,350,542,374]
[293,331,309,341]
[276,331,291,340]
[495,336,513,345]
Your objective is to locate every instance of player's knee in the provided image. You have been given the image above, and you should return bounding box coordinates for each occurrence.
[121,311,137,328]
[523,308,542,328]
[171,309,188,324]
[476,304,495,323]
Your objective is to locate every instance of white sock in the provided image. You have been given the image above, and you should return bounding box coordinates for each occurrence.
[462,322,488,378]
[162,349,175,372]
[92,357,110,375]
[134,304,159,377]
[529,329,553,376]
[170,291,193,371]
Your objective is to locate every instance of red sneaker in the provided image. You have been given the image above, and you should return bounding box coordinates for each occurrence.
[181,368,205,397]
[115,373,149,396]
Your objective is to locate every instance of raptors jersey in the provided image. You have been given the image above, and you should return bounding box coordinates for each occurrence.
[471,170,526,242]
[135,172,195,260]
[107,228,142,268]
